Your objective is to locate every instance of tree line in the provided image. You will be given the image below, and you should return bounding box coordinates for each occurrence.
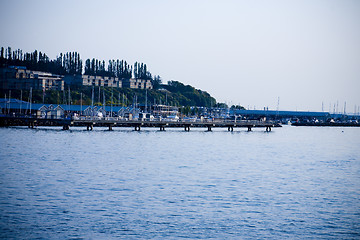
[0,47,83,75]
[84,59,133,79]
[0,46,158,81]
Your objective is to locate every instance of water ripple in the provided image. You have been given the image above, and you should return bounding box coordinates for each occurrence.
[0,126,359,239]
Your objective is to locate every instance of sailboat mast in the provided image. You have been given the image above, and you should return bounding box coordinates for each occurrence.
[29,87,32,116]
[145,89,148,112]
[111,87,113,117]
[98,86,101,104]
[103,87,105,116]
[20,90,22,114]
[80,93,83,115]
[68,86,71,112]
[8,90,11,114]
[91,86,94,107]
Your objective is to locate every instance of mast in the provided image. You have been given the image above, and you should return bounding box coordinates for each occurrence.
[20,90,22,114]
[8,90,11,114]
[68,86,71,113]
[98,86,101,105]
[29,87,32,116]
[69,86,71,110]
[4,94,7,114]
[25,93,29,115]
[103,87,105,116]
[133,94,135,109]
[80,93,83,115]
[91,86,94,107]
[62,89,65,105]
[111,86,113,117]
[91,86,94,116]
[145,89,148,112]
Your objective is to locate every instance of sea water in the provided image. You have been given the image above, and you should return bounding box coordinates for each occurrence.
[0,126,359,239]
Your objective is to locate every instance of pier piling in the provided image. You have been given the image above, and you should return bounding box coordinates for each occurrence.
[28,121,36,129]
[86,124,93,131]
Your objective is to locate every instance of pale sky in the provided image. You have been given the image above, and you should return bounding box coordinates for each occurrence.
[1,0,359,112]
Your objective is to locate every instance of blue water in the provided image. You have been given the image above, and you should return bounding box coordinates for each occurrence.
[0,126,359,239]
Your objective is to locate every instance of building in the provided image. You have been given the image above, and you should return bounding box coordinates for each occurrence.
[0,66,64,91]
[63,75,122,88]
[37,104,65,119]
[0,98,137,118]
[1,67,153,91]
[64,75,154,90]
[122,78,153,89]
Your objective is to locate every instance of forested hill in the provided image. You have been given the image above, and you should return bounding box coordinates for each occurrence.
[0,81,217,108]
[162,81,216,107]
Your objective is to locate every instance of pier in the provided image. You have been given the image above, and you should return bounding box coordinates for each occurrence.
[0,116,281,132]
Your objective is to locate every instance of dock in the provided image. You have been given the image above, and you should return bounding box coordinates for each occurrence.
[0,116,281,132]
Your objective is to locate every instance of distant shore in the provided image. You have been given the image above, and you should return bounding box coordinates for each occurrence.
[292,122,360,127]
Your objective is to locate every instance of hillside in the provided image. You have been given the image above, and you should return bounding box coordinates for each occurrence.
[1,46,217,108]
[0,81,217,108]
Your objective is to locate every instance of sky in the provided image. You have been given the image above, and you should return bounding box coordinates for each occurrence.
[0,0,359,112]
